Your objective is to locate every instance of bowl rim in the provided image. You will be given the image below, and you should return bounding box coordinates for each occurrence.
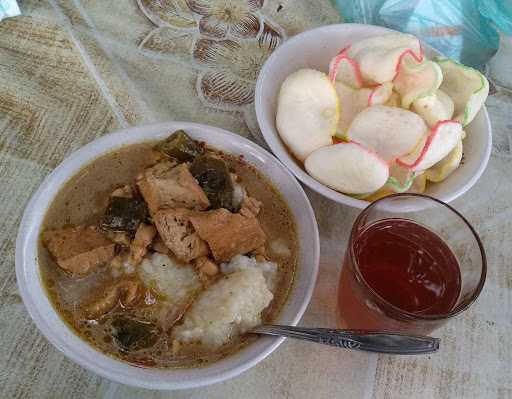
[15,121,320,390]
[255,23,493,210]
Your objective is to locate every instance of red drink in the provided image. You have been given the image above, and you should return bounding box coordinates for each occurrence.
[338,218,462,334]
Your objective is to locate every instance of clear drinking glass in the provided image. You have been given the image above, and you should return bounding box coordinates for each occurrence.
[337,194,487,335]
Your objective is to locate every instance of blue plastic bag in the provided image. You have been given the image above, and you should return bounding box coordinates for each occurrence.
[333,0,504,69]
[0,0,21,21]
[478,0,512,35]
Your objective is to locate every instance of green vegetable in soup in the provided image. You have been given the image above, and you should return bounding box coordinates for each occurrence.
[112,316,159,351]
[155,130,204,162]
[190,155,235,211]
[101,197,147,233]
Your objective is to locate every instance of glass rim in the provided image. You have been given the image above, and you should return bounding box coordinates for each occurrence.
[349,193,487,322]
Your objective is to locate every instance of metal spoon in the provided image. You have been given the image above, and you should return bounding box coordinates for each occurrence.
[252,325,439,355]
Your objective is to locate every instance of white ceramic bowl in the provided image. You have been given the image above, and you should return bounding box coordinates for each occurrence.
[255,23,492,209]
[16,122,319,390]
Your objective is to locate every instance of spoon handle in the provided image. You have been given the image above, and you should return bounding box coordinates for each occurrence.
[252,325,439,355]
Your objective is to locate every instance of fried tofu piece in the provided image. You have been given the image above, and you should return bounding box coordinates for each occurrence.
[189,208,266,262]
[137,162,209,214]
[42,226,115,275]
[153,208,209,262]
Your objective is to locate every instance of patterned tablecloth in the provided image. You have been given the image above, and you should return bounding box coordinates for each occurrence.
[1,1,511,398]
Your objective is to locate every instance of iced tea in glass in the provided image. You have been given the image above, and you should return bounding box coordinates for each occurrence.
[337,194,486,335]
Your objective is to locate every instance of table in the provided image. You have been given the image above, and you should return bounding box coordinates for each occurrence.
[1,1,511,398]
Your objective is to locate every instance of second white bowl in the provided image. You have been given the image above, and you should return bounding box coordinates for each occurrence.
[255,23,492,209]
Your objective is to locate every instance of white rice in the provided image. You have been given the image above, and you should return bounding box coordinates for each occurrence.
[220,254,278,292]
[138,253,201,306]
[172,267,273,349]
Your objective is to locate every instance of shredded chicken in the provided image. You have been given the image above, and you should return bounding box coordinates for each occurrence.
[252,246,268,262]
[230,173,240,183]
[240,196,262,218]
[151,235,170,254]
[128,223,157,265]
[156,298,197,331]
[82,279,140,319]
[195,256,219,277]
[111,185,134,199]
[105,231,131,247]
[110,255,124,269]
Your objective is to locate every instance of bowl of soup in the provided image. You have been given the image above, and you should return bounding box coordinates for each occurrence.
[15,122,319,390]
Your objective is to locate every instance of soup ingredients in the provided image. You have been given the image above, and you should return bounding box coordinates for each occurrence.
[155,130,204,162]
[190,155,234,211]
[190,208,266,262]
[398,120,463,171]
[438,58,489,126]
[112,316,160,351]
[276,69,339,161]
[393,53,442,108]
[172,267,273,349]
[153,208,210,262]
[137,162,210,214]
[195,256,219,277]
[42,226,115,275]
[275,31,489,199]
[106,231,131,246]
[111,185,134,199]
[151,235,170,254]
[239,195,262,218]
[347,105,427,162]
[412,90,455,127]
[128,223,157,265]
[101,196,148,233]
[82,278,141,319]
[305,142,389,194]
